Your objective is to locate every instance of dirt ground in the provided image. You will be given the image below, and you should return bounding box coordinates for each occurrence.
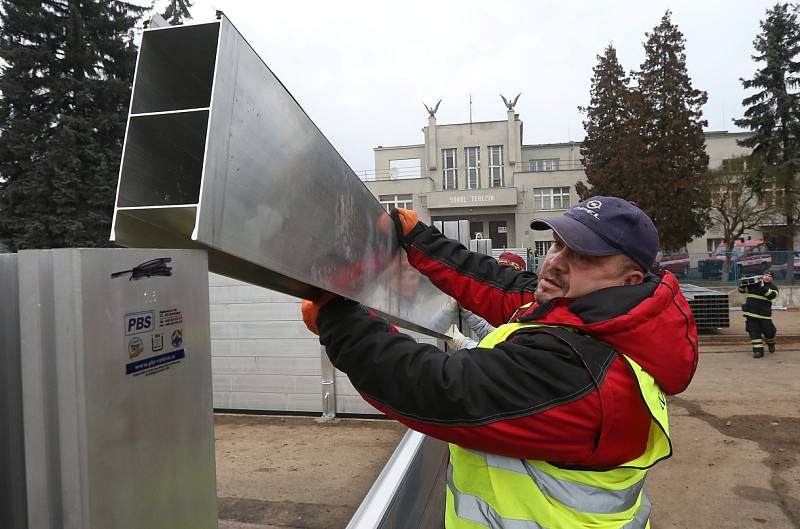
[216,313,800,529]
[648,347,800,528]
[215,415,406,529]
[703,308,800,344]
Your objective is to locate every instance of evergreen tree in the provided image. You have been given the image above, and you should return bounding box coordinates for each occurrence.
[735,2,800,279]
[633,11,710,250]
[162,0,192,25]
[577,45,645,201]
[579,12,710,250]
[0,0,146,250]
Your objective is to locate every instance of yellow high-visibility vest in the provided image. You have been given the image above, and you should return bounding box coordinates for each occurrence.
[445,321,671,529]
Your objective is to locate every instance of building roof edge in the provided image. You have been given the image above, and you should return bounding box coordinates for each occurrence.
[374,144,425,151]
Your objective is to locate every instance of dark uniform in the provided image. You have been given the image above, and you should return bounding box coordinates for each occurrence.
[738,276,779,358]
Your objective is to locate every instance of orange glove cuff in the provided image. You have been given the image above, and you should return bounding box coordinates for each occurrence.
[301,292,337,336]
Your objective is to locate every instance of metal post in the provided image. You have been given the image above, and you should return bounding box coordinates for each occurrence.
[320,346,337,421]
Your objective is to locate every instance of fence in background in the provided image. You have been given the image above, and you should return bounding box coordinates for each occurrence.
[654,251,798,286]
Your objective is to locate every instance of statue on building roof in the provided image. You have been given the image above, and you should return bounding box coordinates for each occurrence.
[500,93,521,111]
[423,99,442,118]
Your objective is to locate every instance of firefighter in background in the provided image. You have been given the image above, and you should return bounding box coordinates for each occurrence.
[738,271,779,358]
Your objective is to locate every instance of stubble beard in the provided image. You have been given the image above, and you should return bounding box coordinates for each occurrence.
[535,266,568,305]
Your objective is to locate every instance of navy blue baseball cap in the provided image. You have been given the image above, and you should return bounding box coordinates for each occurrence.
[530,196,659,271]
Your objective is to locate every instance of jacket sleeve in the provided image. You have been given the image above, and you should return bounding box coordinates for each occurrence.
[403,222,538,326]
[765,283,779,300]
[317,297,650,466]
[463,309,497,340]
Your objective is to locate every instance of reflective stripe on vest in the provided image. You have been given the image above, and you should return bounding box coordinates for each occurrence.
[445,321,670,529]
[446,463,653,529]
[463,449,644,514]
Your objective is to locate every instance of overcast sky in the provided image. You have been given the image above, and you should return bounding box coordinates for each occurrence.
[180,0,778,173]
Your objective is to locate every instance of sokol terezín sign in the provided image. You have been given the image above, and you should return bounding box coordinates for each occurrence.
[426,187,517,209]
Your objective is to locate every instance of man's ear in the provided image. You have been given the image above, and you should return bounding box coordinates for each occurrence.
[624,270,645,286]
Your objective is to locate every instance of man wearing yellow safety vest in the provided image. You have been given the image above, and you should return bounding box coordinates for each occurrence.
[302,196,698,528]
[737,271,779,358]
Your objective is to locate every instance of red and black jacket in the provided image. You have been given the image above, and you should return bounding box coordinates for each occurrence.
[317,221,699,469]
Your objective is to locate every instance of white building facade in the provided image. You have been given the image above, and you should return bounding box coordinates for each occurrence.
[363,106,780,261]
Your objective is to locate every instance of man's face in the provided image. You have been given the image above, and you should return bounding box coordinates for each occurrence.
[535,234,640,304]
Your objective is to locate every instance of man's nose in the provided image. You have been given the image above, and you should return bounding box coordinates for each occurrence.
[548,247,569,272]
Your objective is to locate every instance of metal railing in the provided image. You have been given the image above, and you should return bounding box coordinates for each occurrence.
[358,160,587,182]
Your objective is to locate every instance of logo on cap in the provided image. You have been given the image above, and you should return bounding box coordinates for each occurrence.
[586,200,602,209]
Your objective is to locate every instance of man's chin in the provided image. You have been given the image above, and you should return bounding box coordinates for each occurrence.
[534,288,561,304]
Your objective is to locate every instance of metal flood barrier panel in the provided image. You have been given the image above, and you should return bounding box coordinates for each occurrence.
[346,431,448,529]
[208,273,443,414]
[16,249,217,529]
[111,15,454,337]
[0,254,27,529]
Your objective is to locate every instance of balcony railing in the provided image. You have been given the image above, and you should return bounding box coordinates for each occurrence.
[358,160,586,182]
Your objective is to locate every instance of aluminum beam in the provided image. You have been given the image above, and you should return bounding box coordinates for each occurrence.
[112,16,454,336]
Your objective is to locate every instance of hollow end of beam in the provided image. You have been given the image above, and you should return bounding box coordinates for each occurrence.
[112,206,199,246]
[131,22,220,114]
[117,111,208,208]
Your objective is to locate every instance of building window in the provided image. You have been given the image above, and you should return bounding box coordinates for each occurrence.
[489,145,504,187]
[528,158,560,172]
[465,146,480,189]
[711,183,740,208]
[442,148,457,190]
[707,238,724,252]
[721,158,746,173]
[758,179,784,207]
[379,194,413,212]
[534,187,571,210]
[389,158,422,179]
[535,240,553,258]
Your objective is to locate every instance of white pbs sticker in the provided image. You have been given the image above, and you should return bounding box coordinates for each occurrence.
[124,311,155,336]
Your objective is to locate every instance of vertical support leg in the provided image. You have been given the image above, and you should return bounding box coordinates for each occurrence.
[320,346,337,420]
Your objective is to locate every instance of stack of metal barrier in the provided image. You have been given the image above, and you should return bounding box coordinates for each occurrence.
[680,284,730,329]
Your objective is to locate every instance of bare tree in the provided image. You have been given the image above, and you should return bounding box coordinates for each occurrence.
[706,156,781,280]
